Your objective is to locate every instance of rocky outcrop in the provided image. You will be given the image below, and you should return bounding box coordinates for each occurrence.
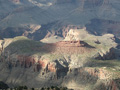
[28,23,81,41]
[5,55,67,75]
[1,51,120,90]
[66,67,120,90]
[83,68,120,90]
[47,62,56,72]
[95,48,116,60]
[43,40,95,54]
[48,40,93,47]
[0,21,81,41]
[0,33,119,89]
[68,68,111,80]
[17,55,56,72]
[17,55,36,68]
[0,0,120,41]
[84,68,111,80]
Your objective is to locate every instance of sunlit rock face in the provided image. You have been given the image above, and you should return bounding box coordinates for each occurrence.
[0,28,119,89]
[0,0,120,89]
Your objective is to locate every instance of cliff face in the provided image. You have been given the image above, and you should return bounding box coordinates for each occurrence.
[0,29,119,89]
[95,48,116,60]
[43,40,94,55]
[0,1,120,90]
[17,55,57,73]
[1,52,120,90]
[63,67,120,90]
[24,24,80,41]
[0,0,120,41]
[0,38,95,70]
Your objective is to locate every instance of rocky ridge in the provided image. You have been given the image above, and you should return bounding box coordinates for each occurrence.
[1,0,120,41]
[0,28,119,89]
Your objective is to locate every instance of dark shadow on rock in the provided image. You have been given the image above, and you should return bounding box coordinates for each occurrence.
[85,18,120,38]
[0,27,29,38]
[3,39,56,55]
[55,60,69,79]
[0,81,9,89]
[94,48,116,60]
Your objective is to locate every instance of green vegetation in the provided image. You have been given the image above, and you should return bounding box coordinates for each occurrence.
[42,53,65,62]
[87,59,120,69]
[5,36,44,54]
[85,59,120,79]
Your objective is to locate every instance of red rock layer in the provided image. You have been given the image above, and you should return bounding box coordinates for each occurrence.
[17,55,56,72]
[43,40,94,54]
[17,55,35,68]
[47,62,56,72]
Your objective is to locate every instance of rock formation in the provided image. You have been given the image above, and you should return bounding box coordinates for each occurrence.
[0,0,120,41]
[0,0,120,89]
[0,28,119,90]
[95,48,116,60]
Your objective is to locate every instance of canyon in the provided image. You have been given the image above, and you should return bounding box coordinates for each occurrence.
[0,29,119,89]
[0,0,120,40]
[0,0,120,90]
